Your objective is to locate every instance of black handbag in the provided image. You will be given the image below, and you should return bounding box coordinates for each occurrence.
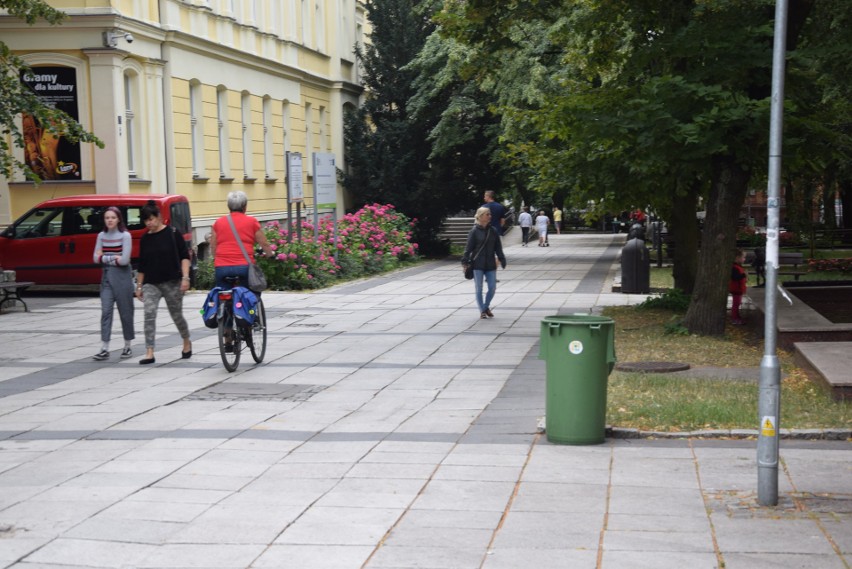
[226,214,267,292]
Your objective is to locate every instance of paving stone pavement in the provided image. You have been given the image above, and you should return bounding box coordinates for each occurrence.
[0,233,849,569]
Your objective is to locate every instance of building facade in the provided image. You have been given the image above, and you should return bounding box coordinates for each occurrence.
[0,0,366,249]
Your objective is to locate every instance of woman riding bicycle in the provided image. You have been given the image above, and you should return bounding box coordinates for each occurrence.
[209,191,274,288]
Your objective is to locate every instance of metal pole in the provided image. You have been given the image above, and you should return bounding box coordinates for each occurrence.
[758,0,788,507]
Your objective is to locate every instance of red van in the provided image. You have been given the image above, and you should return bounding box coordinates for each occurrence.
[0,194,194,285]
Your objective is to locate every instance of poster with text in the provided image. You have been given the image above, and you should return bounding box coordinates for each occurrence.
[20,66,82,180]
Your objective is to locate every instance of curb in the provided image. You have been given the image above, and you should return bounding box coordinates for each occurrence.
[607,427,852,440]
[536,419,850,441]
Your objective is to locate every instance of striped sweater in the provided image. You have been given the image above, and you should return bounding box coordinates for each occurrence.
[93,229,132,266]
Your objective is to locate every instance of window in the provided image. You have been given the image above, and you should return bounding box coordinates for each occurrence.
[123,73,138,177]
[315,1,324,52]
[241,92,253,178]
[301,0,310,46]
[263,97,274,178]
[9,208,64,239]
[318,106,326,152]
[282,100,291,153]
[305,102,313,173]
[217,86,230,178]
[190,80,205,177]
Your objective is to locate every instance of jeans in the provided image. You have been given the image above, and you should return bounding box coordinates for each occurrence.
[215,265,250,289]
[473,269,497,313]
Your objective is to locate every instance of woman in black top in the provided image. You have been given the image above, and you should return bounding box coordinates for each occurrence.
[135,200,192,365]
[461,207,507,319]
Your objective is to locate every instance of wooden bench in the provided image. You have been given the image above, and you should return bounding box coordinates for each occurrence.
[0,281,34,312]
[748,250,806,286]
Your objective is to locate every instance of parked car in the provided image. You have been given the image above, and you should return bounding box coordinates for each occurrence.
[0,194,194,285]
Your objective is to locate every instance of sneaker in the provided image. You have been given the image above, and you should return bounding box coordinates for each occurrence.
[485,309,494,318]
[92,350,109,361]
[120,347,132,359]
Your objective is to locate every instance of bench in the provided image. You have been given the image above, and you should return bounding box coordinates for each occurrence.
[748,250,806,287]
[0,281,34,312]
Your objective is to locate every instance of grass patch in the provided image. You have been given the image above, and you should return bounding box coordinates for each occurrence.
[603,305,851,432]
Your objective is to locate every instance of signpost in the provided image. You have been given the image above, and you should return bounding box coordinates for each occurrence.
[313,152,338,259]
[286,152,303,242]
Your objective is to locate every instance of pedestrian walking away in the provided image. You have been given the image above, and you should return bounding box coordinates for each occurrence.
[518,206,532,246]
[135,200,192,365]
[461,207,506,319]
[92,206,135,361]
[535,209,550,247]
[482,190,507,236]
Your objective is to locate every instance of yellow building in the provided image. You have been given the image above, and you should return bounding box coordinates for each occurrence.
[0,0,366,249]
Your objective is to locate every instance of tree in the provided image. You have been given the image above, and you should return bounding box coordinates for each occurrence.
[0,0,102,182]
[343,0,466,254]
[441,0,843,335]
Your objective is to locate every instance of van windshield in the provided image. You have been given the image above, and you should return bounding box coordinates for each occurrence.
[10,207,64,239]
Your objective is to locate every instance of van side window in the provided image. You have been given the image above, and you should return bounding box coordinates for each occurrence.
[125,207,145,231]
[170,203,190,235]
[70,206,104,234]
[13,208,64,239]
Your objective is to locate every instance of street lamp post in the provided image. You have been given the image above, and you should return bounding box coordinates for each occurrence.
[758,0,789,507]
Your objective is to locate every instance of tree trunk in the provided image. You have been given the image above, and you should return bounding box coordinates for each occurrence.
[684,155,751,335]
[668,185,700,294]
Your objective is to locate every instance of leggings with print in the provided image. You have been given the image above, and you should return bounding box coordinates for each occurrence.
[142,280,190,349]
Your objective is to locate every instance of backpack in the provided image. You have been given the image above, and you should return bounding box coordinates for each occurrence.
[232,286,259,327]
[200,287,222,328]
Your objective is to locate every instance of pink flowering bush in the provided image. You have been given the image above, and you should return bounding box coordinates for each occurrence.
[807,258,852,273]
[256,204,418,290]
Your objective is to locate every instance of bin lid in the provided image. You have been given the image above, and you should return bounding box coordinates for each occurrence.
[542,314,614,326]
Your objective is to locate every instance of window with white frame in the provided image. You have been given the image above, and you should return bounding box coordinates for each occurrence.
[318,106,326,152]
[123,72,138,177]
[241,92,253,178]
[282,100,291,154]
[305,102,313,174]
[263,97,274,178]
[190,80,205,177]
[315,1,324,52]
[217,86,230,178]
[301,0,311,47]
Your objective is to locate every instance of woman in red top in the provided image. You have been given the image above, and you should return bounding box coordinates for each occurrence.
[209,191,274,289]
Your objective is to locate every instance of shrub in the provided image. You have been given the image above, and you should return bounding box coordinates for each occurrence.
[637,288,691,312]
[807,258,852,273]
[257,203,418,290]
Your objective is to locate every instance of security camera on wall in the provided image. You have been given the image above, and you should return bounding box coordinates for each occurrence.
[102,30,134,48]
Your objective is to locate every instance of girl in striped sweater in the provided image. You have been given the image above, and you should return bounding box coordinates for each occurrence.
[92,207,135,360]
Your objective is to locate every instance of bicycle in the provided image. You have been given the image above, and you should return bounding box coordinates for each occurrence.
[217,276,267,371]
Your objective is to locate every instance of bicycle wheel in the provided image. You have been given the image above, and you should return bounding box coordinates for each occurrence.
[218,305,241,372]
[248,299,267,363]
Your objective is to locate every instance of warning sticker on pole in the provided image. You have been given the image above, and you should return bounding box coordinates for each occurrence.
[569,341,583,355]
[761,416,776,437]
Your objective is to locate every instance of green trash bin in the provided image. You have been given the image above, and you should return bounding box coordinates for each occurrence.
[539,314,616,445]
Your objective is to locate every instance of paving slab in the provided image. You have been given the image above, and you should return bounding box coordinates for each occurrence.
[0,234,849,569]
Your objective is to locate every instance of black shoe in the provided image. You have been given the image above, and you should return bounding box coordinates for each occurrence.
[120,347,132,359]
[139,357,155,365]
[181,349,192,359]
[485,309,494,318]
[92,350,109,361]
[224,343,234,353]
